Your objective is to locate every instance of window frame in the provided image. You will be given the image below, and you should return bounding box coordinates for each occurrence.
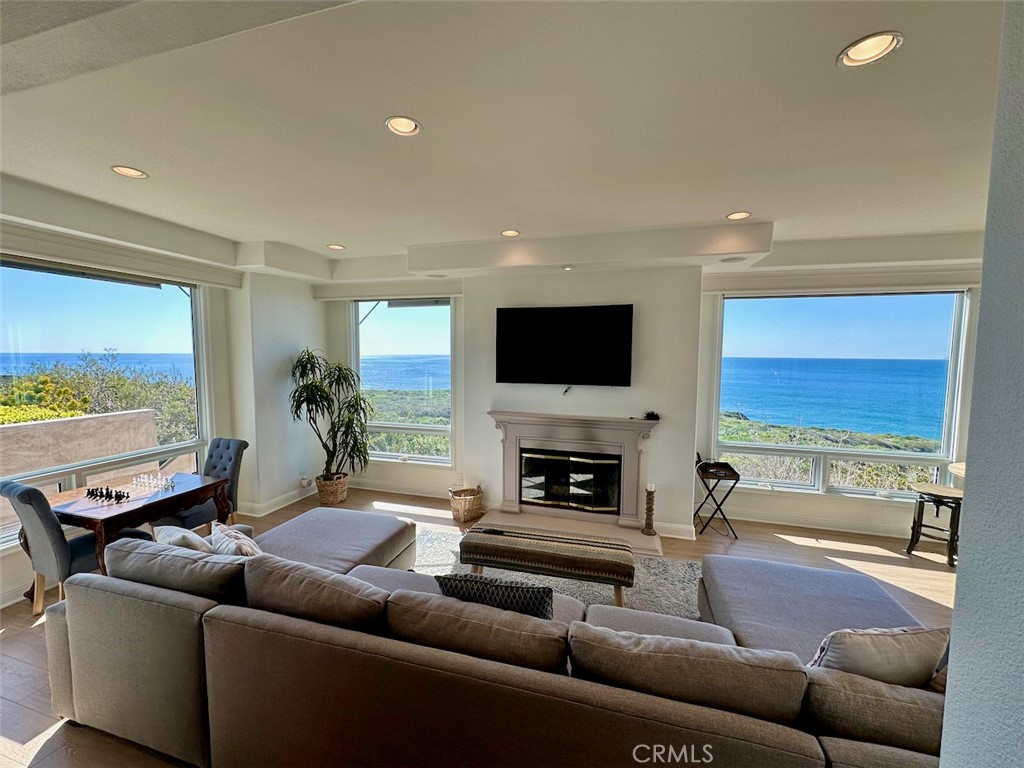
[711,290,970,498]
[350,297,456,467]
[0,273,213,547]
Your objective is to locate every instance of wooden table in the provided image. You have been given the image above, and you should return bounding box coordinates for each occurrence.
[948,462,966,479]
[46,472,230,574]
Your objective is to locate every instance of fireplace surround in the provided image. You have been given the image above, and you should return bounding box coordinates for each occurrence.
[489,411,659,527]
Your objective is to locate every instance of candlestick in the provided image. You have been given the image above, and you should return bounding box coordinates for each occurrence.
[646,482,655,492]
[642,487,658,536]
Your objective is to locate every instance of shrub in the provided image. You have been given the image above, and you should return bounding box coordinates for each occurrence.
[0,404,85,425]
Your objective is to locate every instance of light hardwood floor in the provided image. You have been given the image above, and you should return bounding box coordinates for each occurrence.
[0,487,955,767]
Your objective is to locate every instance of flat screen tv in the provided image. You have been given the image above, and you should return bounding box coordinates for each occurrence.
[495,304,633,386]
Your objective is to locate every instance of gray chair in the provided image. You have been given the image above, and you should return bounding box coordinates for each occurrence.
[155,438,249,530]
[0,480,99,615]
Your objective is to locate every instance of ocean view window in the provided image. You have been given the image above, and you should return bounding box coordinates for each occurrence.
[356,299,452,464]
[0,259,204,541]
[716,292,965,494]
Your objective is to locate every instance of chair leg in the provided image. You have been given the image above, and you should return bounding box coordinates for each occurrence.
[907,498,924,554]
[32,573,45,616]
[947,503,961,568]
[58,582,66,601]
[470,565,483,574]
[614,586,625,607]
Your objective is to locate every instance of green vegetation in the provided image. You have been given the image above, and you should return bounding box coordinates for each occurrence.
[719,413,940,453]
[0,352,197,444]
[365,389,451,459]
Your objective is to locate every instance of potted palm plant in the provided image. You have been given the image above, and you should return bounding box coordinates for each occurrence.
[289,348,374,504]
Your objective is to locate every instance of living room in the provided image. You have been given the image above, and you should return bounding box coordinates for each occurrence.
[1,2,1021,767]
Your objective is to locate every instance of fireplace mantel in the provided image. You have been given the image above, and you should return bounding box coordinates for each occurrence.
[488,411,659,526]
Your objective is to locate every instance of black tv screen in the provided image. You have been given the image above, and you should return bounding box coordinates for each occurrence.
[495,304,633,386]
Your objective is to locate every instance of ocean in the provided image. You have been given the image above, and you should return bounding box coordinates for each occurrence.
[1,353,948,441]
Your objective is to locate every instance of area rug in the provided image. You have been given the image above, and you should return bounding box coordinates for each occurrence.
[414,527,702,620]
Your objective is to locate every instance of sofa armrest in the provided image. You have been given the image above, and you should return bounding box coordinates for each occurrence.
[44,600,75,720]
[585,604,736,645]
[229,523,255,539]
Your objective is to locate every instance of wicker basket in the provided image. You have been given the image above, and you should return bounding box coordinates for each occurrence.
[316,473,349,505]
[449,485,484,523]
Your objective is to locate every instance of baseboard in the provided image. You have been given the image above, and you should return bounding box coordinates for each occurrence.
[1,579,57,610]
[657,522,696,540]
[236,487,317,518]
[347,477,450,501]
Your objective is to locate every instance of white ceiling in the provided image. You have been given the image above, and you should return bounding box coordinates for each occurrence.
[0,1,1004,264]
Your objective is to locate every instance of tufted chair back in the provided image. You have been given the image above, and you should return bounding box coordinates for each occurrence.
[202,438,250,511]
[0,480,71,582]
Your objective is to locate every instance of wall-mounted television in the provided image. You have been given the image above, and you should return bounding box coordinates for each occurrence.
[495,304,633,386]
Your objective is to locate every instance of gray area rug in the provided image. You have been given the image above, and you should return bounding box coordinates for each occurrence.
[415,527,702,620]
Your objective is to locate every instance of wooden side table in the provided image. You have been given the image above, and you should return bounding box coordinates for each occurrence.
[907,482,963,568]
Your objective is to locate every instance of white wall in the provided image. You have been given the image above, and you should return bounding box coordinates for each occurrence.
[942,4,1024,765]
[461,267,703,537]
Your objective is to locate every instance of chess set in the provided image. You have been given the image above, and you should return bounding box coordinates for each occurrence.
[84,487,131,503]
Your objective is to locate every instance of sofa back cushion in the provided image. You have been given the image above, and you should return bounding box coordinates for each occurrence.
[386,590,569,674]
[568,621,807,723]
[808,626,950,687]
[105,538,248,604]
[245,554,389,629]
[806,667,944,756]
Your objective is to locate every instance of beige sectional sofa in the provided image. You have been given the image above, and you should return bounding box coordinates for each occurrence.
[45,508,944,768]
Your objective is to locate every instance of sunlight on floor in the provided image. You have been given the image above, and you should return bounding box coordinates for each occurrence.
[371,500,452,520]
[773,534,908,558]
[0,719,64,766]
[827,556,956,608]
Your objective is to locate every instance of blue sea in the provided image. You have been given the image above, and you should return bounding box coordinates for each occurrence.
[359,355,451,391]
[0,352,197,382]
[720,358,948,440]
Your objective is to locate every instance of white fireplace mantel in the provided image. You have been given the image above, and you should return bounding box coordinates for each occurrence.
[488,410,660,527]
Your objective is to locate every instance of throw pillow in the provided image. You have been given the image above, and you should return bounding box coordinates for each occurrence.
[808,626,950,687]
[153,525,214,553]
[435,573,553,619]
[210,522,263,557]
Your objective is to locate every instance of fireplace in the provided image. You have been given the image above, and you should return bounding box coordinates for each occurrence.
[520,448,622,515]
[490,411,659,527]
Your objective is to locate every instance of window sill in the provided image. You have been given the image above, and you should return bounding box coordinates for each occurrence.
[369,454,454,469]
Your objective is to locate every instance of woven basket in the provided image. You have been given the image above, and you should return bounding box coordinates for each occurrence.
[316,473,349,505]
[449,485,484,523]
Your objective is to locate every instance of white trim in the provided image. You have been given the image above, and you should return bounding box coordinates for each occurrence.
[236,486,318,518]
[703,265,981,295]
[1,575,57,610]
[314,280,463,301]
[657,522,697,540]
[722,500,914,540]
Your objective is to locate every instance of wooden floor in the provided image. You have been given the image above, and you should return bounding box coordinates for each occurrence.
[0,487,955,767]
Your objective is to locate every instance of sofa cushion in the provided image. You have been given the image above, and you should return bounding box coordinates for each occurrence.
[104,538,248,604]
[806,667,944,756]
[211,522,263,557]
[348,564,586,624]
[808,626,950,687]
[819,737,939,768]
[386,589,569,674]
[700,555,922,662]
[245,554,390,629]
[585,604,736,645]
[255,507,416,573]
[568,621,807,723]
[153,525,213,553]
[435,573,554,619]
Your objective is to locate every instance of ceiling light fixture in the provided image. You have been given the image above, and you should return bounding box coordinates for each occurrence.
[563,266,573,271]
[111,165,148,179]
[720,257,746,264]
[726,211,751,221]
[327,244,346,251]
[501,229,520,238]
[837,31,903,68]
[385,116,421,136]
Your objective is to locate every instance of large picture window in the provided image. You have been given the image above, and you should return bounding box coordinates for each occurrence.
[716,292,965,494]
[355,299,452,464]
[0,260,204,540]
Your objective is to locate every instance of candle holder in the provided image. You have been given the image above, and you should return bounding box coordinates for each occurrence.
[642,488,658,536]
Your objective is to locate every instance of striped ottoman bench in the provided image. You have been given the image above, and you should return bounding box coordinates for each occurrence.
[459,524,635,606]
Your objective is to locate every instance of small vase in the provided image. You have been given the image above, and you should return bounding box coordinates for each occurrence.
[315,473,349,505]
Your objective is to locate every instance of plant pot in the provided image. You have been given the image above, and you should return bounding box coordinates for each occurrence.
[315,473,349,505]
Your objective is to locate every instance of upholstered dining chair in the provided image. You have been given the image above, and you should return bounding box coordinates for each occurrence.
[154,437,249,530]
[0,480,102,615]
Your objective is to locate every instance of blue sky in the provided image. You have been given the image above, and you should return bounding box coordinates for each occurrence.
[1,266,195,353]
[358,301,451,356]
[723,294,957,359]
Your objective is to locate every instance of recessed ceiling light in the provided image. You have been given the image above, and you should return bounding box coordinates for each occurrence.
[726,211,751,221]
[501,229,520,237]
[427,274,447,279]
[385,116,421,136]
[111,165,148,179]
[720,257,746,264]
[327,244,346,251]
[563,266,573,271]
[837,31,903,68]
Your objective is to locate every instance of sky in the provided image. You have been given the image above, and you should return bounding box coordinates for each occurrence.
[722,293,957,359]
[358,300,451,356]
[1,266,195,354]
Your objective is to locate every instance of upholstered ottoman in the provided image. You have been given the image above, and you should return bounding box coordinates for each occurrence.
[699,555,922,662]
[255,508,416,574]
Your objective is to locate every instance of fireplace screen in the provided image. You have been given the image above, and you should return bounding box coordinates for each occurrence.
[520,448,621,514]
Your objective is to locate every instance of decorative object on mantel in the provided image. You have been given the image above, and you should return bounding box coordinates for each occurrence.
[642,483,658,536]
[644,411,661,421]
[449,485,484,524]
[289,348,374,505]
